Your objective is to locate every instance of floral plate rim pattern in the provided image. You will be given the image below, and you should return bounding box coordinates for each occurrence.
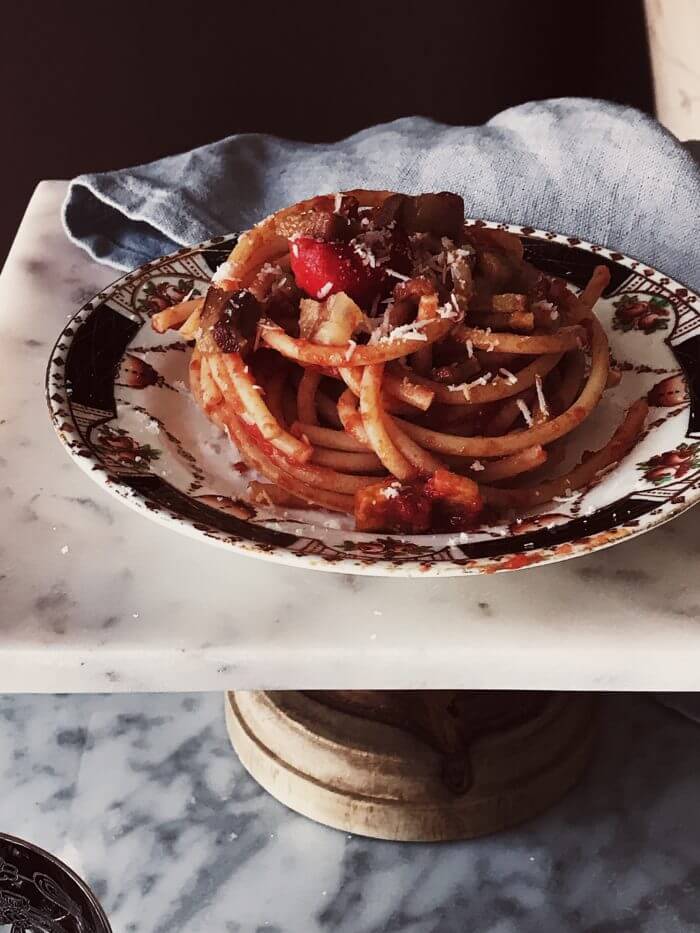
[46,222,700,576]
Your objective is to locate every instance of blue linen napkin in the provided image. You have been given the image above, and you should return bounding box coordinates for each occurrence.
[62,98,700,293]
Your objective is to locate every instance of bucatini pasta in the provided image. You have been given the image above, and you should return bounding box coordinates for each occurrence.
[152,189,646,533]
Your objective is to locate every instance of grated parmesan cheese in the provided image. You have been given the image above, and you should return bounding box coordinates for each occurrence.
[212,260,236,285]
[498,368,518,385]
[317,281,333,299]
[350,229,393,268]
[373,318,431,345]
[533,299,559,321]
[380,483,401,499]
[344,340,357,361]
[470,460,485,472]
[385,268,409,281]
[482,326,496,352]
[352,240,377,268]
[535,374,549,416]
[437,303,459,320]
[466,339,474,358]
[462,372,493,399]
[516,398,534,427]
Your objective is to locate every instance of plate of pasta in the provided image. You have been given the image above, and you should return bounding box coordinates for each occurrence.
[47,189,700,575]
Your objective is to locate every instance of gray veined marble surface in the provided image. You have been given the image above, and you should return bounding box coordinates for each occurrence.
[1,181,700,692]
[2,691,700,933]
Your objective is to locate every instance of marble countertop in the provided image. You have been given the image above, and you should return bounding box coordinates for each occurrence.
[2,689,699,932]
[1,181,699,693]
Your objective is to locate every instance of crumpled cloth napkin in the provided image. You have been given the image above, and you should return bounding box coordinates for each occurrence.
[62,97,699,293]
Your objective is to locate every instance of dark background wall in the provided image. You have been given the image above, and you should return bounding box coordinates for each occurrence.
[2,0,653,265]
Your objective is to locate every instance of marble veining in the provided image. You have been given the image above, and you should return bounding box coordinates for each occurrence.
[1,691,700,932]
[0,182,699,692]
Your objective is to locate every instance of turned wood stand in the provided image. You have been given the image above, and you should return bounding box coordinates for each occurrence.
[226,690,596,842]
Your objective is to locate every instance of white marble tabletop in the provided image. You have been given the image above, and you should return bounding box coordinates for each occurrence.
[3,690,700,932]
[1,181,699,693]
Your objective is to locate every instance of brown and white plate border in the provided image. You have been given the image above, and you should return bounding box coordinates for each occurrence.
[46,223,700,576]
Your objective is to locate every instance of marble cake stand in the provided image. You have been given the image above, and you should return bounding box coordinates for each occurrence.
[2,182,699,841]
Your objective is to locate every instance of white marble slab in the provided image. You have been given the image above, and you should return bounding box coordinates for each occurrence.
[2,690,700,932]
[1,181,699,693]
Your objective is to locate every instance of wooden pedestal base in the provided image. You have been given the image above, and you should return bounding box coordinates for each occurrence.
[225,691,596,842]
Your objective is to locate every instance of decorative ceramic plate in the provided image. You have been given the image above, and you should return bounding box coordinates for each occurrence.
[46,225,700,576]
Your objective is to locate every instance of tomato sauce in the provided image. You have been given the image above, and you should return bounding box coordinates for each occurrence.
[355,470,484,534]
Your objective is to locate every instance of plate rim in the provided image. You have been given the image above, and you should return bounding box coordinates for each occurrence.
[46,222,700,577]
